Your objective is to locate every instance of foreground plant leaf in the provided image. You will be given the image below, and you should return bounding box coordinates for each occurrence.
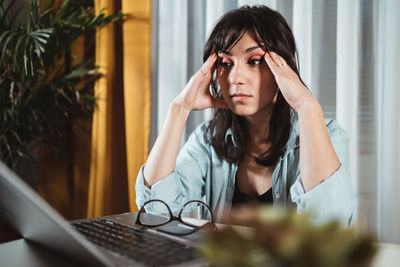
[199,205,376,267]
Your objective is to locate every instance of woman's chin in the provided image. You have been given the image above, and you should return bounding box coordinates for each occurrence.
[229,106,257,117]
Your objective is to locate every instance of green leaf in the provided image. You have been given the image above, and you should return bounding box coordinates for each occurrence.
[41,28,54,34]
[33,35,48,44]
[0,30,11,45]
[64,68,95,80]
[33,38,45,54]
[20,34,31,76]
[33,28,53,37]
[0,31,15,64]
[12,34,26,67]
[58,88,73,104]
[23,54,28,77]
[33,39,41,58]
[64,59,96,79]
[0,0,123,169]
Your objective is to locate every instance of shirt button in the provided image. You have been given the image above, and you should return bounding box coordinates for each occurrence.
[276,193,280,199]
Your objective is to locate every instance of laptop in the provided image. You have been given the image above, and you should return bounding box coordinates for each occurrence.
[0,161,205,266]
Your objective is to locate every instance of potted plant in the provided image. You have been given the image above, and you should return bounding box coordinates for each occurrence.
[200,205,376,267]
[0,0,122,185]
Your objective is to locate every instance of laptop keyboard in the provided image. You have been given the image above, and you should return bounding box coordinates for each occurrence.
[71,219,198,266]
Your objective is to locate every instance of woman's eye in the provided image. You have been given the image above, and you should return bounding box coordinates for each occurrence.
[218,61,232,68]
[249,58,263,66]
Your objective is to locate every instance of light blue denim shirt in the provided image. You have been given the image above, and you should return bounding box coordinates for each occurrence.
[136,118,357,225]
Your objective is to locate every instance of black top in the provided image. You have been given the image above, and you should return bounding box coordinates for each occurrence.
[231,180,273,206]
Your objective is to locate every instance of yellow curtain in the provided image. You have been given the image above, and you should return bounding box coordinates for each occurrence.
[87,0,151,217]
[122,0,152,211]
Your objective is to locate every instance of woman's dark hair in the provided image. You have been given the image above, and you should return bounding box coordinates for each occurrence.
[203,5,300,166]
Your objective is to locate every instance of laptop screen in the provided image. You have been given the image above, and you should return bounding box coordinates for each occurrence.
[0,161,113,267]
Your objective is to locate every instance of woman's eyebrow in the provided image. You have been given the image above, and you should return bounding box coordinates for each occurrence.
[244,45,264,53]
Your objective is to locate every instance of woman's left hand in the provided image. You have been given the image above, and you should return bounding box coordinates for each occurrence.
[264,51,315,112]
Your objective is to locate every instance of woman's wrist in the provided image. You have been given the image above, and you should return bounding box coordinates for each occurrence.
[170,100,191,119]
[295,95,321,116]
[295,98,325,132]
[172,96,193,112]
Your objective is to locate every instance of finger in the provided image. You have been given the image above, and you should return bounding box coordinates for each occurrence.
[208,53,219,74]
[269,51,287,68]
[201,53,217,74]
[210,56,218,73]
[264,52,279,75]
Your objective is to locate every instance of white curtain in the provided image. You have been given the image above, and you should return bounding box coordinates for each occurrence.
[375,0,400,243]
[151,0,400,244]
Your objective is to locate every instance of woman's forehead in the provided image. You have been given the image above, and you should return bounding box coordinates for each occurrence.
[219,31,265,55]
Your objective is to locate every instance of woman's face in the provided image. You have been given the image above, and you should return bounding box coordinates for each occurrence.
[217,31,278,118]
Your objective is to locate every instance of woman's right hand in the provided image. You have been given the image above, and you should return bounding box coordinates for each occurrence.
[144,54,227,187]
[173,53,228,111]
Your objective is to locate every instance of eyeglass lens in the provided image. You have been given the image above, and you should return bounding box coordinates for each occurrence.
[138,200,213,235]
[180,201,213,227]
[138,200,171,226]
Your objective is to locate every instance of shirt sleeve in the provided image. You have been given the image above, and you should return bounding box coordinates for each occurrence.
[290,120,357,226]
[135,123,211,214]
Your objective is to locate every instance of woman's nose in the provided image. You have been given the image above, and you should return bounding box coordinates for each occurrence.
[229,64,244,85]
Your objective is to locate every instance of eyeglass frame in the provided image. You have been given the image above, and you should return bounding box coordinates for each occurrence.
[135,199,216,236]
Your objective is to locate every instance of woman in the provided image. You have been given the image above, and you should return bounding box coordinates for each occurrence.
[135,5,356,225]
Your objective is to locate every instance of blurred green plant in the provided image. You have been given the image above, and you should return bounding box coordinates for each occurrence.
[200,205,376,267]
[0,0,122,170]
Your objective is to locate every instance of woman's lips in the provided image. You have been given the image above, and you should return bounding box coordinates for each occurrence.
[231,94,251,101]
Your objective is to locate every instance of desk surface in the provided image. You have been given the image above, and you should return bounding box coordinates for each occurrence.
[371,242,400,266]
[1,237,399,267]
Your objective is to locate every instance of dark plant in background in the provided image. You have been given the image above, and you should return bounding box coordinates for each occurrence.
[0,0,122,171]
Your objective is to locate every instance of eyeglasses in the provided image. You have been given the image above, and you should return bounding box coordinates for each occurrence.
[136,199,216,236]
